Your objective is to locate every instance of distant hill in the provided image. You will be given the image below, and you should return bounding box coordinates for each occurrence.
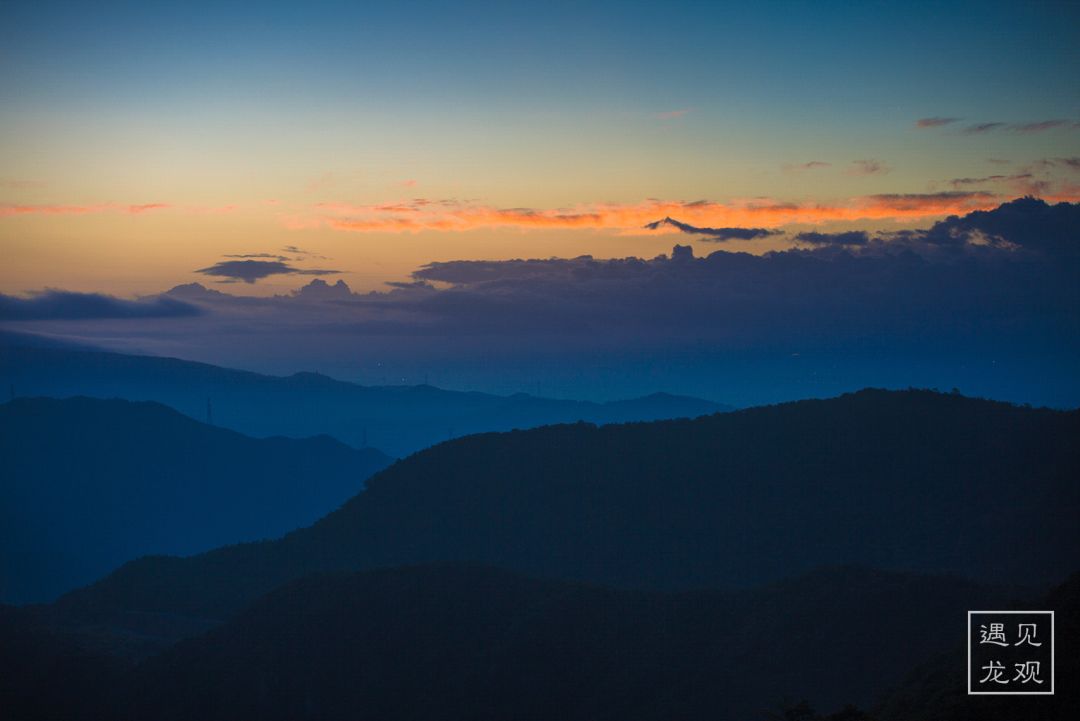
[0,565,1024,721]
[54,389,1079,634]
[0,345,730,457]
[0,397,392,604]
[0,329,99,351]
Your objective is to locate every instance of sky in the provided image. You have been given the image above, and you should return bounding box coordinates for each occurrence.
[1,1,1079,405]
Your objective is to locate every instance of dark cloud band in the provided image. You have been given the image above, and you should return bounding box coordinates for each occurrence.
[195,260,341,284]
[794,231,870,246]
[643,216,783,241]
[0,291,201,321]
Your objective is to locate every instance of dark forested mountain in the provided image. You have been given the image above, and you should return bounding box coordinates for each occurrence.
[875,572,1079,721]
[54,389,1079,634]
[121,566,1016,721]
[0,345,729,457]
[0,397,392,604]
[0,565,1029,721]
[0,602,132,721]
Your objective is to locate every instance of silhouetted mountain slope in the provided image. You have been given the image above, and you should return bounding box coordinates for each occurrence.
[1,566,1019,721]
[0,345,729,457]
[0,397,392,604]
[0,603,129,721]
[113,566,1014,721]
[55,389,1079,630]
[875,572,1079,721]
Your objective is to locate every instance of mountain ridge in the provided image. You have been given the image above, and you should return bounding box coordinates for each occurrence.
[0,396,393,604]
[52,388,1079,629]
[0,344,731,456]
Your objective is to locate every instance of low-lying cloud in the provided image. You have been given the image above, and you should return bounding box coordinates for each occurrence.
[0,291,201,321]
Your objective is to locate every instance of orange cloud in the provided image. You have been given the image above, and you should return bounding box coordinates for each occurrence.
[313,192,1044,234]
[0,202,172,217]
[127,203,172,214]
[0,203,106,216]
[1044,184,1080,203]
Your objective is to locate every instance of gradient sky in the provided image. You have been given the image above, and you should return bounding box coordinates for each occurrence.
[2,0,1079,295]
[2,1,1080,408]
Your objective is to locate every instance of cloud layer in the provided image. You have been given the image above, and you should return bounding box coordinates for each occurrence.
[0,291,201,321]
[793,230,870,246]
[3,198,1077,407]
